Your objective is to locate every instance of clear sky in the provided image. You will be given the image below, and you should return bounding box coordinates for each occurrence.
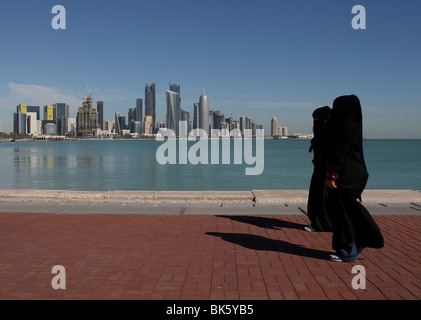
[0,0,420,138]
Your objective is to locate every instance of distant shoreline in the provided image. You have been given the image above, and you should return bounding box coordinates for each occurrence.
[1,137,420,143]
[1,136,301,142]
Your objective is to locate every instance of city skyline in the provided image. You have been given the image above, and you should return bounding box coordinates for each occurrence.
[7,81,272,138]
[0,1,420,138]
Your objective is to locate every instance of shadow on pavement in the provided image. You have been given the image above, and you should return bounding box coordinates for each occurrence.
[206,232,331,260]
[216,215,308,231]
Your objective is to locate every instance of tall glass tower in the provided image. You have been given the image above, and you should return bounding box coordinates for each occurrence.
[136,98,143,123]
[193,102,199,130]
[166,89,181,136]
[97,101,104,130]
[199,93,209,137]
[145,81,156,133]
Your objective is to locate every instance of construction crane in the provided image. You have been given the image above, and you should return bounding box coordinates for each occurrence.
[84,81,92,99]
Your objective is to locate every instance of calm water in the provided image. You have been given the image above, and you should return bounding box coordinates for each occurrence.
[0,139,419,191]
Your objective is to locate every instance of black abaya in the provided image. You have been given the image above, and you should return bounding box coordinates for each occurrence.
[307,106,332,231]
[326,95,384,261]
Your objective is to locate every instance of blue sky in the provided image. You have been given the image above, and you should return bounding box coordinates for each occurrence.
[0,0,420,138]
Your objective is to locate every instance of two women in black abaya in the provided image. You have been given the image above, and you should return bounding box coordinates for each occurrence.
[307,95,384,262]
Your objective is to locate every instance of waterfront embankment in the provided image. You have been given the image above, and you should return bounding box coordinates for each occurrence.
[0,189,420,216]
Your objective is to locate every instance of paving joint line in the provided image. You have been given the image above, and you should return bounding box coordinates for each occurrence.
[179,203,190,216]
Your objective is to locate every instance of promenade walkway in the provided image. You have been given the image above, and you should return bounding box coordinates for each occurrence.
[0,189,420,301]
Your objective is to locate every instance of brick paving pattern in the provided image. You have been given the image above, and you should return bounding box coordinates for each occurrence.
[0,213,419,300]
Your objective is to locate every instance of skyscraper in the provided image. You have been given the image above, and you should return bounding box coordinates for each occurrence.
[97,101,104,130]
[165,90,181,136]
[225,116,233,131]
[144,115,153,135]
[271,116,279,137]
[13,104,40,134]
[26,112,40,135]
[130,121,142,135]
[136,98,143,123]
[13,111,26,134]
[169,83,180,94]
[166,84,181,136]
[282,127,288,137]
[180,109,191,136]
[145,81,156,133]
[213,111,225,130]
[128,108,136,133]
[54,103,69,135]
[114,112,126,136]
[193,103,199,130]
[239,116,245,136]
[76,96,99,137]
[44,105,54,121]
[198,93,209,137]
[245,116,252,131]
[27,106,40,120]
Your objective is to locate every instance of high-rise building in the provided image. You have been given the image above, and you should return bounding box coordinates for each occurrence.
[128,108,135,124]
[97,101,104,130]
[252,122,256,137]
[136,98,143,123]
[114,112,126,136]
[198,93,209,136]
[105,120,115,132]
[169,83,180,94]
[144,115,153,135]
[130,121,142,135]
[245,116,252,130]
[26,112,40,135]
[180,109,191,136]
[68,118,76,136]
[27,106,40,120]
[54,103,69,135]
[282,127,288,137]
[44,105,55,121]
[166,87,181,136]
[145,81,156,133]
[128,108,136,133]
[76,96,99,137]
[13,111,26,134]
[271,116,279,137]
[13,104,40,134]
[157,121,166,130]
[193,102,199,130]
[225,116,233,131]
[209,110,214,131]
[239,116,245,136]
[213,111,225,130]
[232,120,239,131]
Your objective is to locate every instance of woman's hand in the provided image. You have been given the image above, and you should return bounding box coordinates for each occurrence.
[328,179,337,189]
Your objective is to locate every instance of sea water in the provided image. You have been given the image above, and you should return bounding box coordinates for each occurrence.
[0,139,419,191]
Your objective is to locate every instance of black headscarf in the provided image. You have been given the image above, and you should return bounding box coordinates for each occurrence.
[312,106,331,141]
[328,95,363,151]
[309,106,331,164]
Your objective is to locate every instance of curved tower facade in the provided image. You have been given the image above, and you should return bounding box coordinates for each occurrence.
[198,93,209,137]
[166,90,181,135]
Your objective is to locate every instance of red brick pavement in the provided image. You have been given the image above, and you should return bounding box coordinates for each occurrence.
[0,213,419,300]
